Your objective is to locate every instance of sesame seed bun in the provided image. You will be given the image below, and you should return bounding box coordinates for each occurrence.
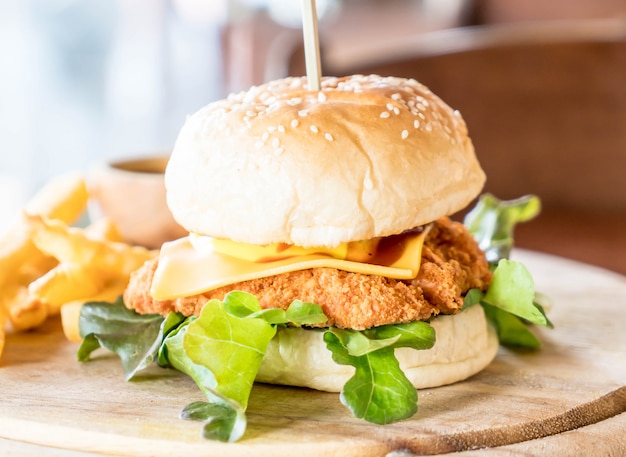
[165,75,485,247]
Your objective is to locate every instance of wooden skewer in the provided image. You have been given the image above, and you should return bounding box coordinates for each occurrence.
[301,0,322,91]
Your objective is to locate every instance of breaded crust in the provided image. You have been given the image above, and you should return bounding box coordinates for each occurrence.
[124,217,491,330]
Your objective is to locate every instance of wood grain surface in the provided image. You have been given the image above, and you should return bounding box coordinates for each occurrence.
[0,250,625,456]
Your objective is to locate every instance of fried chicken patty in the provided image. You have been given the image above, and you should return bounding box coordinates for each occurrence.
[124,217,491,330]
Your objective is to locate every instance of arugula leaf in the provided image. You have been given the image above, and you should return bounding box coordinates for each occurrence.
[323,321,435,424]
[324,333,417,424]
[533,299,554,329]
[327,319,435,358]
[463,195,552,349]
[327,328,401,357]
[482,259,547,326]
[481,303,541,349]
[460,261,550,349]
[364,321,436,349]
[464,194,540,263]
[462,288,483,310]
[77,298,168,380]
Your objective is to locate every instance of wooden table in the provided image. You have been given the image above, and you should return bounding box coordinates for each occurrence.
[0,250,624,456]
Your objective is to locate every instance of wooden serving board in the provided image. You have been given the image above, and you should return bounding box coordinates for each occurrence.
[1,250,625,456]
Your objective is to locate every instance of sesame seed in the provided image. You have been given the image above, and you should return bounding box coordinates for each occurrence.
[386,103,394,111]
[414,120,420,128]
[401,129,409,139]
[380,112,390,119]
[287,97,302,106]
[291,119,299,128]
[325,133,334,141]
[393,107,400,115]
[272,138,280,148]
[391,93,402,101]
[274,147,285,155]
[262,132,269,141]
[298,110,308,117]
[268,126,276,132]
[310,125,319,133]
[425,123,433,132]
[278,125,285,133]
[318,92,327,102]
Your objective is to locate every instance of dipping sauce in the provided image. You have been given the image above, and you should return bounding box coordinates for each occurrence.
[89,155,187,249]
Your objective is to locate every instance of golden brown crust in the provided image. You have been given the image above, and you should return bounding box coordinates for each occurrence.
[124,217,491,330]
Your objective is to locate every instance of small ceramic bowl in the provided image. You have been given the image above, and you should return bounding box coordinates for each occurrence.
[89,155,187,248]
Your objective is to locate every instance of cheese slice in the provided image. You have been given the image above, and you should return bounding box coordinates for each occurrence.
[150,228,429,300]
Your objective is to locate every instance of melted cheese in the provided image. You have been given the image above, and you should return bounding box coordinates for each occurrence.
[150,228,429,300]
[211,238,351,263]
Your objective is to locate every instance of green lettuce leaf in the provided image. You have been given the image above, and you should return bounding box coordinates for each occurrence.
[77,298,172,380]
[222,290,328,326]
[326,328,401,357]
[464,193,541,263]
[463,194,552,349]
[163,323,247,442]
[161,321,216,393]
[482,259,547,326]
[77,184,554,445]
[161,292,327,441]
[180,400,246,442]
[324,320,435,424]
[461,288,483,310]
[285,299,329,325]
[183,298,276,409]
[363,321,437,350]
[459,260,550,349]
[157,315,196,367]
[481,303,541,349]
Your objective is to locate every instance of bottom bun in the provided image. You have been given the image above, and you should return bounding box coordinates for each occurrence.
[256,304,498,392]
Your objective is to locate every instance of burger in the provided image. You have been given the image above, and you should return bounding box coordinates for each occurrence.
[79,74,548,442]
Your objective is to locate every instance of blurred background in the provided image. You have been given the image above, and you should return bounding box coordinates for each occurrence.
[1,0,625,271]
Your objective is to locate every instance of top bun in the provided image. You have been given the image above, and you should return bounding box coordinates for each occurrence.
[165,75,485,247]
